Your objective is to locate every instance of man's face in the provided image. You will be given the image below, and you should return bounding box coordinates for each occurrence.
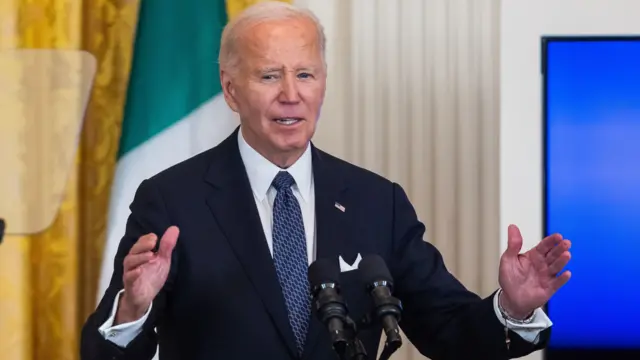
[221,16,326,166]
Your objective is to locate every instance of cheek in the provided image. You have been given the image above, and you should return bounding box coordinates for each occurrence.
[301,87,325,113]
[244,88,278,118]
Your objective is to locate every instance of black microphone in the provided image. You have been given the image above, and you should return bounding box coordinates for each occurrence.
[308,258,350,355]
[359,254,403,360]
[0,218,5,244]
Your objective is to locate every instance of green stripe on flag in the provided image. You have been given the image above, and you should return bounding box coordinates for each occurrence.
[118,0,228,158]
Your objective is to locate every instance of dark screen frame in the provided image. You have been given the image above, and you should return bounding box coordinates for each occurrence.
[541,35,640,360]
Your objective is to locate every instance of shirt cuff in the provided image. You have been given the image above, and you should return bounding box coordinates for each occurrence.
[492,291,552,344]
[98,289,152,348]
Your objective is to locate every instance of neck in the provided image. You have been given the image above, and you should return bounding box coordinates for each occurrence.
[270,151,304,169]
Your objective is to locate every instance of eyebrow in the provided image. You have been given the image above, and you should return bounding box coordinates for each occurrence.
[258,67,282,73]
[256,66,318,74]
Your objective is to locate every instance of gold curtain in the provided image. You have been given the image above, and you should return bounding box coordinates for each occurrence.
[0,0,290,359]
[0,0,139,359]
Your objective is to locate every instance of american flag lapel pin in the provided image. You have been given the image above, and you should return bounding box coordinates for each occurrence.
[334,202,345,212]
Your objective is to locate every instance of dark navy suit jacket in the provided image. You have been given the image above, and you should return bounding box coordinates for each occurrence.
[81,128,549,360]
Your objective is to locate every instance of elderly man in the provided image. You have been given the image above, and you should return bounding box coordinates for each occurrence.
[81,2,571,360]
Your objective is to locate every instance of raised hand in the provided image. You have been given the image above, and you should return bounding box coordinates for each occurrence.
[115,226,179,324]
[498,224,572,319]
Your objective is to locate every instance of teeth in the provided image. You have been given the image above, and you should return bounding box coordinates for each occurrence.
[276,118,299,125]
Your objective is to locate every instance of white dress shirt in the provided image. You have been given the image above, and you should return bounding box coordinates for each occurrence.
[99,129,552,348]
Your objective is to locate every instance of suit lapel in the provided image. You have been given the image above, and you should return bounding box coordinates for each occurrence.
[302,146,350,359]
[204,129,298,359]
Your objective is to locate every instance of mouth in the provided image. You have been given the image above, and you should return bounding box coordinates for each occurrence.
[273,117,303,126]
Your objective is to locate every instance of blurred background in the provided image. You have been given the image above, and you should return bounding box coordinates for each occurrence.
[0,0,638,359]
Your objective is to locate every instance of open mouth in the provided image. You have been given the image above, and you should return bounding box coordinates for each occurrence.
[274,117,303,126]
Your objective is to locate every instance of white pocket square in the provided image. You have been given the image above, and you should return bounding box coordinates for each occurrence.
[339,253,362,272]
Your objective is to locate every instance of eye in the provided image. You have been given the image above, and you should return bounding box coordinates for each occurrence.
[297,72,313,79]
[261,74,279,81]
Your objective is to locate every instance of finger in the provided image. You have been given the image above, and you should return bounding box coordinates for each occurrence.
[158,226,179,260]
[123,251,155,271]
[551,270,572,292]
[545,239,571,264]
[548,251,571,275]
[536,233,563,255]
[504,224,524,257]
[129,233,158,255]
[123,266,142,286]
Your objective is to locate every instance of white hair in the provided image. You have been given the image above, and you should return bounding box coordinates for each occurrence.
[218,1,327,73]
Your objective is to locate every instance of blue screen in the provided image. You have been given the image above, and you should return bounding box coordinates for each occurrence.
[545,38,640,349]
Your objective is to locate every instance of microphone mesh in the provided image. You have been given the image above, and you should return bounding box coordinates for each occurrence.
[308,258,341,288]
[359,254,393,285]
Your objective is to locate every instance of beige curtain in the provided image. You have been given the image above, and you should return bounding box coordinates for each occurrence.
[306,0,503,358]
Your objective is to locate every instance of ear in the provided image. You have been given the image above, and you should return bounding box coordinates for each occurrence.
[220,69,239,112]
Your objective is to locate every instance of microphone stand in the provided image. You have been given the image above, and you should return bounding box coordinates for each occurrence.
[339,316,367,360]
[374,295,402,360]
[357,297,403,360]
[377,334,401,360]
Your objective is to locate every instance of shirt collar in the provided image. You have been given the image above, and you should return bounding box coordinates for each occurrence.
[237,127,313,203]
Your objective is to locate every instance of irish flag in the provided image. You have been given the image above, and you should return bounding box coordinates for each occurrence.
[98,0,289,298]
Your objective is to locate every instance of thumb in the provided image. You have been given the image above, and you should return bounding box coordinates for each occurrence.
[504,224,523,258]
[158,226,179,259]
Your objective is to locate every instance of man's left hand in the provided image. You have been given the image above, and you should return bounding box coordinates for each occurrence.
[498,224,572,319]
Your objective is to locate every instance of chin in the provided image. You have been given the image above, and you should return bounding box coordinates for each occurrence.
[275,130,311,147]
[271,135,308,153]
[275,140,307,153]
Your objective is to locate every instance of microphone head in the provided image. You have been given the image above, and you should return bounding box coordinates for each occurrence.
[359,254,394,290]
[308,258,341,294]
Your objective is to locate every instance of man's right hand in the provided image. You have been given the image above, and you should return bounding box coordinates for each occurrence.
[115,226,179,325]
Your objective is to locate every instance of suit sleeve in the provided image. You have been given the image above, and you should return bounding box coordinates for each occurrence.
[80,179,177,360]
[388,183,550,360]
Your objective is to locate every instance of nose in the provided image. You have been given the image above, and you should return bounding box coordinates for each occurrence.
[279,72,301,104]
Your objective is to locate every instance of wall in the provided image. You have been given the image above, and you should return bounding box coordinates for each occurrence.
[500,1,640,360]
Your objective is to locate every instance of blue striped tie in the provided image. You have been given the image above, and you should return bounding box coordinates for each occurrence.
[271,171,311,355]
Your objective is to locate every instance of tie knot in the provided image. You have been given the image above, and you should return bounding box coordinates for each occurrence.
[272,171,296,191]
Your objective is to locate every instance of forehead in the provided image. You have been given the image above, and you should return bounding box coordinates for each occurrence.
[238,17,322,65]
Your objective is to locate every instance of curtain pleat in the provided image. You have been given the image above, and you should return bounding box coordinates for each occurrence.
[310,1,502,358]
